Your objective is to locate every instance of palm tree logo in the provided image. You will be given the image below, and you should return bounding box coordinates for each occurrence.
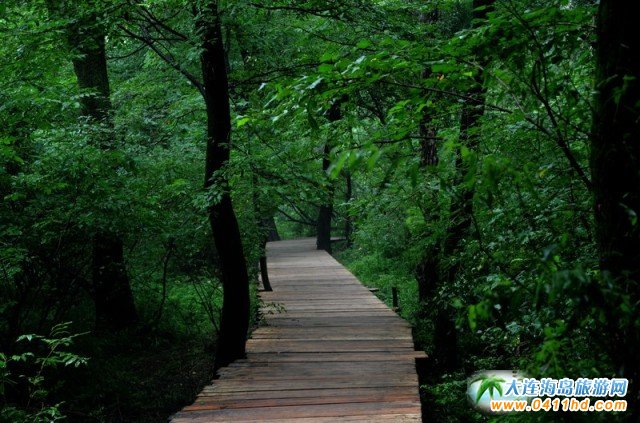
[468,370,526,413]
[471,373,506,404]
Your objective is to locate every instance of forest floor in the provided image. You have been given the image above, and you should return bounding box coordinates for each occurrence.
[54,334,215,422]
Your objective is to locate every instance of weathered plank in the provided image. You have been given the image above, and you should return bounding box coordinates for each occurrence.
[171,238,424,422]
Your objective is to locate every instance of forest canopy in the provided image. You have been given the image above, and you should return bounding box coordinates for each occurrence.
[1,0,639,421]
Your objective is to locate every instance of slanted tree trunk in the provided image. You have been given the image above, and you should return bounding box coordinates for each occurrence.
[591,0,640,412]
[258,215,278,291]
[256,213,278,292]
[254,184,274,291]
[249,169,272,292]
[259,252,272,292]
[265,215,280,242]
[316,100,343,253]
[62,8,138,330]
[198,1,250,370]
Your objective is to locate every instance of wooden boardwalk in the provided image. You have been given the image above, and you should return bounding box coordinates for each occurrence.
[172,238,424,422]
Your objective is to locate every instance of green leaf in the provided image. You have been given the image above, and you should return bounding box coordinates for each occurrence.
[318,63,333,73]
[236,116,251,128]
[356,39,371,49]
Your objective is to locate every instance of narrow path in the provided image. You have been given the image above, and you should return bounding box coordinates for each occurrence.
[172,238,425,422]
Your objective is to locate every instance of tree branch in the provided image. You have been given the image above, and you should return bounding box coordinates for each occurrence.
[118,24,206,98]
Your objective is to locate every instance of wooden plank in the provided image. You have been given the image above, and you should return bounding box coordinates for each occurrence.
[194,386,418,401]
[172,401,421,422]
[217,364,417,380]
[241,351,426,363]
[219,363,416,376]
[200,378,418,394]
[252,414,421,423]
[250,334,413,341]
[245,340,415,353]
[183,393,419,411]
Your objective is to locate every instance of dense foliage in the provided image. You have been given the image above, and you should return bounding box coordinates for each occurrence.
[1,0,637,421]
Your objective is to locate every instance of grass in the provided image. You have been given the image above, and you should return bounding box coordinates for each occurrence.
[333,243,424,343]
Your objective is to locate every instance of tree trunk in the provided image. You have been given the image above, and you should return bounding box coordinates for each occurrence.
[316,142,334,253]
[257,209,273,292]
[258,214,278,292]
[430,0,492,373]
[237,21,276,292]
[414,7,441,309]
[431,79,485,373]
[591,0,640,412]
[66,12,138,330]
[415,249,439,306]
[316,100,343,253]
[443,79,484,259]
[344,170,353,247]
[414,87,440,307]
[199,1,250,371]
[91,233,138,330]
[251,169,274,292]
[265,215,280,242]
[259,253,272,292]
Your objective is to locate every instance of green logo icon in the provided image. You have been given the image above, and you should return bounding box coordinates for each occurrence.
[467,370,527,413]
[472,373,506,404]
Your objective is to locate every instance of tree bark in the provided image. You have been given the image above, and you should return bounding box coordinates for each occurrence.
[198,1,250,371]
[259,254,272,292]
[64,10,138,330]
[258,215,279,292]
[265,215,280,242]
[344,170,353,247]
[316,142,334,253]
[414,79,440,307]
[316,100,343,253]
[430,0,492,373]
[414,6,441,309]
[591,0,640,412]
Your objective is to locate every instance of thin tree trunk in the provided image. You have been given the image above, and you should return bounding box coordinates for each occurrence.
[414,8,441,312]
[430,0,492,373]
[432,83,485,373]
[259,253,272,292]
[316,100,343,253]
[236,22,277,291]
[258,214,279,292]
[415,89,440,307]
[64,11,138,330]
[316,141,334,253]
[344,170,353,247]
[198,1,250,371]
[591,0,640,413]
[250,170,272,291]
